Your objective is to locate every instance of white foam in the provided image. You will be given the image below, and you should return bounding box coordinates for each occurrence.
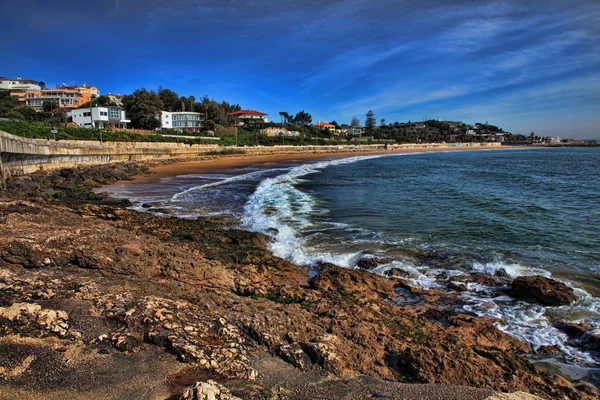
[472,260,552,278]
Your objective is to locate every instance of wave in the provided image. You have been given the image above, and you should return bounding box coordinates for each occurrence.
[242,153,404,265]
[171,168,290,201]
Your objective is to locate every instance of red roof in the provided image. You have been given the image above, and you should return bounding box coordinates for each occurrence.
[228,109,267,116]
[313,121,335,127]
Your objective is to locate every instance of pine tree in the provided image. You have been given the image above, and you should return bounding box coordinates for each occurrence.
[365,110,376,136]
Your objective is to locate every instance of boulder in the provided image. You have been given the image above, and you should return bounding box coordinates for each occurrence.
[309,263,396,299]
[581,329,600,352]
[356,256,392,270]
[507,275,576,306]
[555,321,593,339]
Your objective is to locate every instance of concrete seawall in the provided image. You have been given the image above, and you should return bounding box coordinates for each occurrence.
[0,130,501,179]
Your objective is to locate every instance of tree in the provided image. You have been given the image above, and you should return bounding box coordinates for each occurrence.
[124,88,164,130]
[380,118,386,127]
[293,110,312,126]
[351,116,360,127]
[365,110,376,136]
[279,111,291,124]
[0,91,20,116]
[158,87,180,112]
[329,120,340,129]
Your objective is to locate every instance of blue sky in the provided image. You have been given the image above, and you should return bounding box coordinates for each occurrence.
[2,0,599,138]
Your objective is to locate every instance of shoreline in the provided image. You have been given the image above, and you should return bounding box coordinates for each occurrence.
[118,144,518,185]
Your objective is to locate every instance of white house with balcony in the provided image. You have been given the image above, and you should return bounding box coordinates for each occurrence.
[68,106,130,129]
[160,111,204,132]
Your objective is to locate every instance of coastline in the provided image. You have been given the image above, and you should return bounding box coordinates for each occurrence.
[120,144,517,185]
[1,154,597,400]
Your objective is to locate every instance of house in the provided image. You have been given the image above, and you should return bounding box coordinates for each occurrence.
[0,76,41,91]
[545,136,561,144]
[11,82,99,112]
[25,89,83,112]
[312,121,336,133]
[414,123,426,130]
[261,127,303,137]
[60,83,99,104]
[465,129,477,136]
[68,106,130,129]
[160,111,204,132]
[10,90,41,105]
[228,110,268,125]
[346,126,362,136]
[493,133,505,142]
[105,93,124,106]
[262,127,288,137]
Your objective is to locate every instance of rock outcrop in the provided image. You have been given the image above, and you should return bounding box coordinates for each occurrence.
[507,275,577,306]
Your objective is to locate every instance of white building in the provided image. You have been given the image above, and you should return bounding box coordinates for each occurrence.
[0,76,41,91]
[160,111,203,132]
[68,106,130,129]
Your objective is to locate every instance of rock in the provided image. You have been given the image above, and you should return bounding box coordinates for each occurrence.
[581,329,600,351]
[554,321,593,339]
[309,263,396,299]
[535,344,561,355]
[0,302,70,337]
[484,392,545,400]
[507,275,577,306]
[453,273,502,287]
[276,342,313,370]
[495,269,510,278]
[179,380,241,400]
[373,392,393,399]
[356,256,392,270]
[300,335,350,377]
[448,281,468,292]
[384,268,410,278]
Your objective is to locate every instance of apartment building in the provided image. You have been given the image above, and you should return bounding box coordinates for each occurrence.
[160,111,204,132]
[68,106,130,129]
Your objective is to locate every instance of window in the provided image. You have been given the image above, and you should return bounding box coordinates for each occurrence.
[83,112,91,117]
[110,108,120,119]
[100,111,108,116]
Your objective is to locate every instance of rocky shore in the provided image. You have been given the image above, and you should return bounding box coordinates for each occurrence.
[0,161,598,399]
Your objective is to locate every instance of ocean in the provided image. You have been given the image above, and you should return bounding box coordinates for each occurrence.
[101,147,600,374]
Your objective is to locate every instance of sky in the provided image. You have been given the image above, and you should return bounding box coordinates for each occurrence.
[1,0,599,138]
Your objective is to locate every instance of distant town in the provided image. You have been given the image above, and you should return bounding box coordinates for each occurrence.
[0,75,597,146]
